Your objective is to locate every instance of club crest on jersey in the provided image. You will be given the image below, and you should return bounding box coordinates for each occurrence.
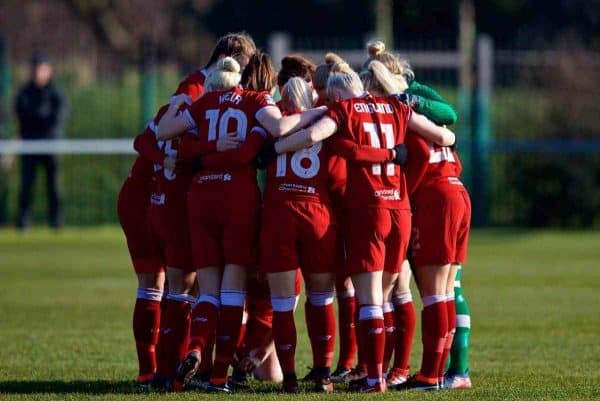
[219,91,242,105]
[150,193,166,205]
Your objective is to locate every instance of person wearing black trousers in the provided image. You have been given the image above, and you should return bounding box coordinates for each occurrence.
[15,53,67,229]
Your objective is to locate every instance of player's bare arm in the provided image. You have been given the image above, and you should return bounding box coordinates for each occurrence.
[408,111,456,146]
[257,105,327,138]
[274,116,337,154]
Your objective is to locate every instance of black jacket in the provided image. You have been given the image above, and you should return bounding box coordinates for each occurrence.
[15,82,68,139]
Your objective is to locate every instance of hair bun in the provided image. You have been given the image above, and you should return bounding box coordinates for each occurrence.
[281,56,303,71]
[219,57,241,73]
[324,52,344,66]
[367,40,386,57]
[331,61,353,74]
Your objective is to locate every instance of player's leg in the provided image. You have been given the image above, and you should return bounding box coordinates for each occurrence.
[208,264,247,390]
[268,270,301,393]
[206,188,259,392]
[445,190,472,388]
[133,272,165,384]
[445,264,472,387]
[332,275,356,381]
[304,272,336,392]
[395,263,450,391]
[118,182,164,385]
[352,271,386,392]
[389,260,416,386]
[381,273,397,379]
[156,266,196,388]
[252,343,283,382]
[174,266,220,389]
[438,264,458,386]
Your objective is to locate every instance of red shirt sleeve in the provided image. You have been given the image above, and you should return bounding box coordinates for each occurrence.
[133,128,164,164]
[324,102,344,129]
[329,136,393,164]
[177,133,217,159]
[404,131,430,196]
[327,153,347,199]
[201,128,266,168]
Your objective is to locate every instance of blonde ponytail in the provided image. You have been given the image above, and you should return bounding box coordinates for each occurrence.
[314,52,344,90]
[367,40,386,58]
[326,60,364,100]
[364,40,416,85]
[204,56,242,92]
[361,60,408,95]
[281,77,314,113]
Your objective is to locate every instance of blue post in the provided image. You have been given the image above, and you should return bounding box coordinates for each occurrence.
[140,36,157,129]
[471,35,493,226]
[0,36,11,225]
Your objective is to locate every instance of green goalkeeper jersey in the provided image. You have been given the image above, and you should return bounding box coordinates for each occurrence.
[406,80,458,126]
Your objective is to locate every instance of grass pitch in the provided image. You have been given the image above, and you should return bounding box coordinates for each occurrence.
[0,227,599,401]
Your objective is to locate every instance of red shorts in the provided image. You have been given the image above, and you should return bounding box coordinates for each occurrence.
[410,182,471,267]
[188,184,260,268]
[117,177,164,274]
[260,201,337,274]
[147,191,194,272]
[345,207,411,274]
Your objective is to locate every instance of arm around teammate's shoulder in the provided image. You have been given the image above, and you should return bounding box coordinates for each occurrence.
[408,112,455,147]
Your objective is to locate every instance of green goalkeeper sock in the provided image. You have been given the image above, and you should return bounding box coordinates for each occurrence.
[447,265,470,375]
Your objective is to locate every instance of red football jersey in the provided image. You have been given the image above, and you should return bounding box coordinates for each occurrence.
[326,94,412,210]
[183,86,276,187]
[404,131,463,196]
[264,136,334,204]
[173,68,208,102]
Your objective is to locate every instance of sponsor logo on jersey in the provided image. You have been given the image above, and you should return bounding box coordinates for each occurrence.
[374,189,401,201]
[278,182,318,194]
[197,173,233,183]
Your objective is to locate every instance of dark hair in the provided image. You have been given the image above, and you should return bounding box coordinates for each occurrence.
[241,51,277,92]
[277,54,315,87]
[204,32,257,69]
[30,52,49,67]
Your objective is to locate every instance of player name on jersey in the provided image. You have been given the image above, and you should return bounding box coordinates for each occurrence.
[353,102,395,114]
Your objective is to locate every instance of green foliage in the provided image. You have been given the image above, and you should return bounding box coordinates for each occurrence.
[0,228,599,400]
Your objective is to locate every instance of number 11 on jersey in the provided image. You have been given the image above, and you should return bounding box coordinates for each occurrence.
[363,122,395,176]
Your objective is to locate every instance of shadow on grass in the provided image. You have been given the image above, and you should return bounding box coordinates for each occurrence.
[0,380,288,395]
[0,380,140,394]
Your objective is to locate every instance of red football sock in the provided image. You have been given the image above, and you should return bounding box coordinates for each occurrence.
[240,297,273,358]
[272,295,297,375]
[382,303,396,374]
[419,296,448,383]
[392,300,416,375]
[198,333,214,376]
[133,292,162,381]
[211,305,244,384]
[337,295,357,370]
[358,305,385,383]
[188,297,219,353]
[438,297,456,378]
[155,295,193,378]
[307,293,336,369]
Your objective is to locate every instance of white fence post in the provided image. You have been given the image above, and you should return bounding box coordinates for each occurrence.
[268,33,291,68]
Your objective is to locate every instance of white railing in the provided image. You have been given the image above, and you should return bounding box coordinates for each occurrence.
[0,139,135,155]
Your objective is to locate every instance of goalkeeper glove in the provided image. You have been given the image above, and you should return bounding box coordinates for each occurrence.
[392,144,408,165]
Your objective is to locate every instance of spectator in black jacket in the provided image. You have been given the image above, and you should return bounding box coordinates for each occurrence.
[15,53,67,229]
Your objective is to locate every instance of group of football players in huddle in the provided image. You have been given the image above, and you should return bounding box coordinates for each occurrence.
[117,31,473,394]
